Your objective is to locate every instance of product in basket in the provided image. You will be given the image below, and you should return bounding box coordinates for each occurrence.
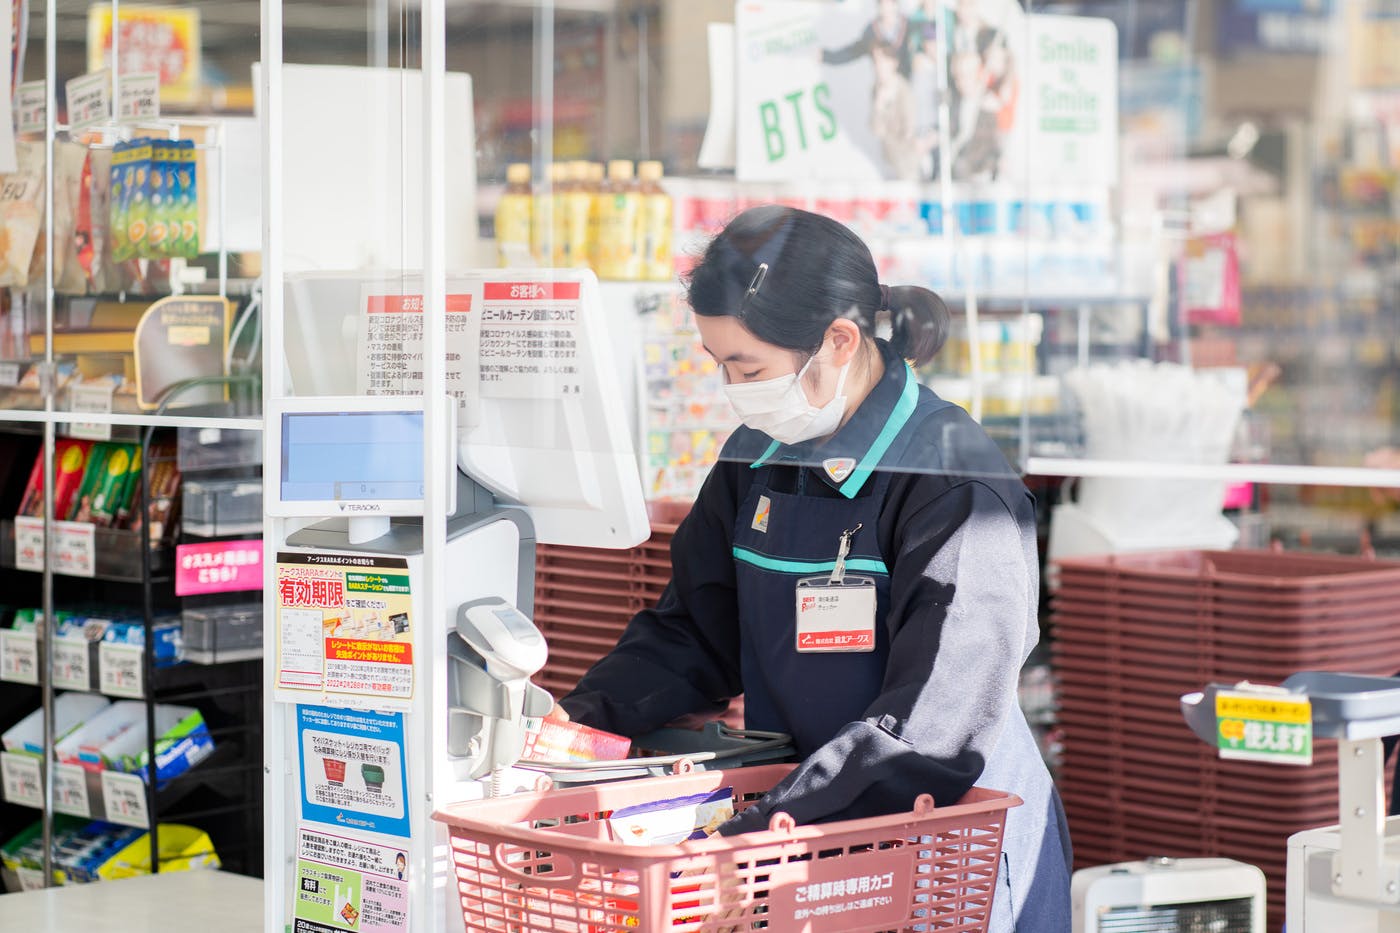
[607,787,735,847]
[519,716,632,764]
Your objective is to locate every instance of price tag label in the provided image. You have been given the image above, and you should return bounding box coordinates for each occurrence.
[0,361,22,387]
[1216,689,1313,766]
[99,641,144,698]
[101,770,150,828]
[15,81,46,134]
[17,866,46,891]
[53,763,92,817]
[68,382,115,441]
[118,73,160,121]
[66,71,110,131]
[0,628,39,684]
[52,521,97,578]
[53,637,93,691]
[1,752,43,808]
[14,515,45,572]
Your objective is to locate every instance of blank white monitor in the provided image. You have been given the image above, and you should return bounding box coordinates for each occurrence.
[265,395,457,519]
[282,269,650,550]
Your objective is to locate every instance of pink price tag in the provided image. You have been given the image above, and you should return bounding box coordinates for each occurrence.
[175,539,264,596]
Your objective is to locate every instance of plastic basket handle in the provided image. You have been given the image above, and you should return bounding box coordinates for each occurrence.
[766,794,936,834]
[491,844,578,887]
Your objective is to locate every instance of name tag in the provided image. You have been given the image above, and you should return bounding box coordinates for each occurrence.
[795,576,877,653]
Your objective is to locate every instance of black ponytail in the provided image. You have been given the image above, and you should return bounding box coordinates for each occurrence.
[686,206,948,367]
[886,285,949,367]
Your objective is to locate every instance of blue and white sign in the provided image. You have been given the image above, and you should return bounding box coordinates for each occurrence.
[298,704,410,839]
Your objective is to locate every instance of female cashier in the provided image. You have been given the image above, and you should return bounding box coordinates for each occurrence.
[557,206,1072,930]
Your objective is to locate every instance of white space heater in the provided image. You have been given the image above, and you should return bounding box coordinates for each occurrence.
[1073,857,1267,932]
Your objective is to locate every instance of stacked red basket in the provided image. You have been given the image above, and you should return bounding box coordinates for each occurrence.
[1053,549,1400,930]
[533,501,745,726]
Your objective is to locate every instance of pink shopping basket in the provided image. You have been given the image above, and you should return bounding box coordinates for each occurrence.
[432,763,1020,933]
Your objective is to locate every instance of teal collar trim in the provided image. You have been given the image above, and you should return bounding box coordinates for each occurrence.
[732,545,888,576]
[750,439,782,469]
[836,363,919,499]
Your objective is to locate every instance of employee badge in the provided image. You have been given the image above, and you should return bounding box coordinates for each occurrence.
[795,523,877,653]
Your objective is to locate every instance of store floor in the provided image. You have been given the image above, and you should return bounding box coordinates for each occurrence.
[1,871,262,931]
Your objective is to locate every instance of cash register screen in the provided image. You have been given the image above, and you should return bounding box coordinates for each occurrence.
[280,410,426,506]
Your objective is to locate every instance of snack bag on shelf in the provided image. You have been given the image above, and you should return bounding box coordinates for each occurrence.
[69,441,117,522]
[163,142,184,258]
[87,147,124,293]
[0,141,46,287]
[178,140,199,257]
[110,138,154,263]
[52,141,90,295]
[88,443,138,528]
[17,439,94,520]
[146,140,171,259]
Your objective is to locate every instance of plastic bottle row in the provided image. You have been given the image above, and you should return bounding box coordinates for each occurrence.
[495,159,673,281]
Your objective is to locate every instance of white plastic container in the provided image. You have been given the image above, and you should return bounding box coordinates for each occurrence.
[2,693,111,755]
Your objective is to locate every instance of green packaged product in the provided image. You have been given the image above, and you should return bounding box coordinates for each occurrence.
[146,140,170,259]
[178,140,198,258]
[110,138,153,263]
[69,442,116,523]
[162,142,183,259]
[89,444,138,528]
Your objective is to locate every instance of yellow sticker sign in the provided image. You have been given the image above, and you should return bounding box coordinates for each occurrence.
[1215,690,1312,766]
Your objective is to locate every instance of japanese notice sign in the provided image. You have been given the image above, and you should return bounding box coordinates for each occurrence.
[0,626,37,683]
[65,70,110,131]
[99,641,144,698]
[1,751,42,808]
[479,281,584,398]
[175,539,262,596]
[117,72,160,122]
[295,826,410,933]
[101,769,150,827]
[52,636,93,691]
[15,81,44,134]
[87,6,201,107]
[53,762,92,817]
[767,861,913,932]
[356,287,479,414]
[1216,689,1313,766]
[276,552,413,710]
[298,705,409,839]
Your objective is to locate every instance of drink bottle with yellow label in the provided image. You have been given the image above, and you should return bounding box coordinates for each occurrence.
[495,163,532,266]
[594,160,642,280]
[531,162,566,265]
[637,160,673,281]
[561,161,594,268]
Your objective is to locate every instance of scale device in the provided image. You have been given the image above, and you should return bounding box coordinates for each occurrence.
[265,269,650,932]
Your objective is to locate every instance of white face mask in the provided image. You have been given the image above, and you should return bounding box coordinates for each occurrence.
[723,351,851,445]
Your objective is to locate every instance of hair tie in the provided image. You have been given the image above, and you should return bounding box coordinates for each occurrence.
[878,284,891,312]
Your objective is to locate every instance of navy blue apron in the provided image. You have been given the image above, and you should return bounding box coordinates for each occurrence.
[730,462,897,756]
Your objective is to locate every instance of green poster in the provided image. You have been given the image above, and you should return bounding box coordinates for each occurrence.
[295,860,363,931]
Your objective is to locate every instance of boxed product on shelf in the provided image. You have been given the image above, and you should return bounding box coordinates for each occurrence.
[51,822,146,885]
[2,692,111,755]
[57,701,214,787]
[69,442,139,526]
[101,617,183,668]
[17,438,93,520]
[0,817,123,890]
[96,823,220,880]
[181,603,262,663]
[182,478,263,537]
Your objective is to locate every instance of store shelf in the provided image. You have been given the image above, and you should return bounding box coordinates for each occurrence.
[1026,457,1400,490]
